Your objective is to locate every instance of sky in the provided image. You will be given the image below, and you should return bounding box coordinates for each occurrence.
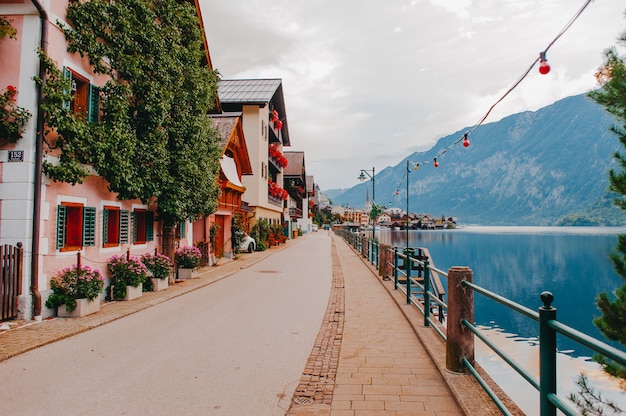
[199,0,626,190]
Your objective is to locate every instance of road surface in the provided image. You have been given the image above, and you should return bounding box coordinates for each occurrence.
[0,233,332,416]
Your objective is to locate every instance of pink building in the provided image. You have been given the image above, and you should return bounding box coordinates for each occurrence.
[0,1,217,320]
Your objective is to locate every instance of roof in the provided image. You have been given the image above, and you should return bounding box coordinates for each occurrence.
[208,112,252,175]
[284,151,305,177]
[209,112,241,149]
[219,79,290,146]
[218,79,282,104]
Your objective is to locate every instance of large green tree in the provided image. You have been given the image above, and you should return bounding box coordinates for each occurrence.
[588,22,626,378]
[43,0,221,227]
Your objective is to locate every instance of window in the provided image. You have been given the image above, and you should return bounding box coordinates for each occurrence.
[62,67,100,122]
[132,209,154,244]
[103,206,129,247]
[56,203,96,251]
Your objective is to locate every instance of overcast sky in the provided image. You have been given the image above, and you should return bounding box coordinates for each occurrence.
[200,1,625,190]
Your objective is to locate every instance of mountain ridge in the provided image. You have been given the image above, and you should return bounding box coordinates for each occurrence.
[328,93,626,226]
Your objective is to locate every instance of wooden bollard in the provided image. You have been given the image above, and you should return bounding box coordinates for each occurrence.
[379,244,391,278]
[446,266,474,373]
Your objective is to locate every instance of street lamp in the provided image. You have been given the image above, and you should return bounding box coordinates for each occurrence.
[405,161,419,251]
[358,167,375,241]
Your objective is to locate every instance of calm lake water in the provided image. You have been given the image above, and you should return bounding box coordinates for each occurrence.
[373,226,626,413]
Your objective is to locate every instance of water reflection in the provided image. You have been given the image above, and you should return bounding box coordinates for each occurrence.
[374,226,626,355]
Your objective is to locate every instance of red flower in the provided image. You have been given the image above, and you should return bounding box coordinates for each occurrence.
[274,120,283,131]
[6,85,17,101]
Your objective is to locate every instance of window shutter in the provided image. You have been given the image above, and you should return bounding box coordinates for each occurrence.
[179,221,186,239]
[88,84,99,123]
[56,205,67,249]
[62,67,71,111]
[83,206,96,247]
[146,212,154,242]
[120,210,129,243]
[132,211,137,243]
[102,208,109,246]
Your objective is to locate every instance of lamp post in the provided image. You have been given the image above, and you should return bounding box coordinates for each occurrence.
[406,161,419,252]
[358,167,375,241]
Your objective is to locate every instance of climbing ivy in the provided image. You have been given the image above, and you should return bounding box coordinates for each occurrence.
[0,16,17,40]
[43,0,221,226]
[0,17,31,144]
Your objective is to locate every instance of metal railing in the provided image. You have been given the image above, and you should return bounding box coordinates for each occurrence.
[334,227,626,416]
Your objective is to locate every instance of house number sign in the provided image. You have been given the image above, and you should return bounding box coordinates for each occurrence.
[8,150,24,162]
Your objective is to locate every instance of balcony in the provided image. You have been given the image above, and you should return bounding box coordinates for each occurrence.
[289,207,303,219]
[268,194,283,207]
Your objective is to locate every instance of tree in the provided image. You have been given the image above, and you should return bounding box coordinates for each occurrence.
[42,0,221,229]
[571,15,626,415]
[588,21,626,379]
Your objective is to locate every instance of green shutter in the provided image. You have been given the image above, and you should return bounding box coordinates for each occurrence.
[179,221,186,239]
[146,212,154,242]
[132,211,137,243]
[120,210,129,244]
[62,67,71,111]
[88,84,99,123]
[56,205,67,249]
[83,206,96,247]
[102,208,109,246]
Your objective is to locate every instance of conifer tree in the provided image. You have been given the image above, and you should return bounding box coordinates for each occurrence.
[588,22,626,378]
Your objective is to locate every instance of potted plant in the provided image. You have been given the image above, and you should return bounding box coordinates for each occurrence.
[175,245,202,279]
[107,255,147,300]
[45,265,104,317]
[140,253,173,291]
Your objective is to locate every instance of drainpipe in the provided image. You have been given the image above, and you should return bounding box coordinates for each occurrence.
[29,0,48,319]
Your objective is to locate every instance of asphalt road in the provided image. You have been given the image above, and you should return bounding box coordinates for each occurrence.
[0,232,332,416]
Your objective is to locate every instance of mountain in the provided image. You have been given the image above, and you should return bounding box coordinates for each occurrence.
[329,93,626,226]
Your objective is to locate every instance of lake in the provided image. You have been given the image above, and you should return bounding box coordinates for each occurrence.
[373,226,626,414]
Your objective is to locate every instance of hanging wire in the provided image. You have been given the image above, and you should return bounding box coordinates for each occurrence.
[417,0,594,167]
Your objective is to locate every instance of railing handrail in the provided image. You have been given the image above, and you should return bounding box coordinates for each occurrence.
[334,227,626,416]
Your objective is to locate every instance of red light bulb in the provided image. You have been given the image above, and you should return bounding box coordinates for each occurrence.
[462,134,470,148]
[433,158,439,168]
[538,52,550,75]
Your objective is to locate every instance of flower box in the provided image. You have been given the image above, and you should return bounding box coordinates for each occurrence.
[124,283,143,301]
[177,267,194,280]
[151,277,168,291]
[58,298,100,318]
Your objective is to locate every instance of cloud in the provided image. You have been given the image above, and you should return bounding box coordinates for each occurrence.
[201,0,626,190]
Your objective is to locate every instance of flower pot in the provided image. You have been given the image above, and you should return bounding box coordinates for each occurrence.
[177,267,193,280]
[151,277,168,291]
[124,283,143,301]
[58,298,100,318]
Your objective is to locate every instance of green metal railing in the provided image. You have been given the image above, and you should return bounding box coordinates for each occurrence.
[334,227,626,416]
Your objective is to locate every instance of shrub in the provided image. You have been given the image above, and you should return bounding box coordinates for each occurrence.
[45,266,104,312]
[175,245,202,268]
[140,253,173,280]
[107,255,147,299]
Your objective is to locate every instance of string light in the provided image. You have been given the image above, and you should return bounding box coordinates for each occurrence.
[409,0,593,170]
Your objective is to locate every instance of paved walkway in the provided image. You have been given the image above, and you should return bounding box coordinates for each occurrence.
[0,232,504,416]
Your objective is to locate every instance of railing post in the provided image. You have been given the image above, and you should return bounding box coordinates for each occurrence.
[446,266,474,373]
[539,291,557,416]
[423,259,431,327]
[393,247,399,289]
[406,256,412,304]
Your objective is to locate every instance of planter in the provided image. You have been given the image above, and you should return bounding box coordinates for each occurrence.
[58,298,100,318]
[151,277,168,291]
[124,283,143,301]
[177,267,194,280]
